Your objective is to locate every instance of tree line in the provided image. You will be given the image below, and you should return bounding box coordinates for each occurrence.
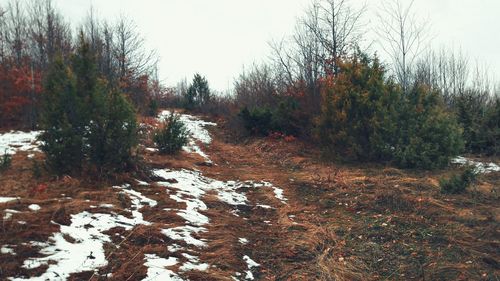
[0,0,162,129]
[174,0,499,169]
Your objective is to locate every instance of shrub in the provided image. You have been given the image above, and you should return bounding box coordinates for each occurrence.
[238,106,273,136]
[316,54,399,161]
[154,113,188,154]
[316,53,463,169]
[440,166,478,194]
[86,88,138,173]
[147,99,159,117]
[393,85,464,169]
[0,151,12,171]
[39,57,85,174]
[239,97,307,137]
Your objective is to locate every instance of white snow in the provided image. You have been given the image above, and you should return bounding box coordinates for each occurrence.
[1,245,16,255]
[28,204,41,211]
[179,253,209,272]
[162,226,207,248]
[0,131,41,155]
[243,255,260,280]
[136,179,150,186]
[238,238,249,245]
[3,209,20,220]
[452,156,500,173]
[167,244,183,253]
[143,254,182,281]
[0,197,19,203]
[99,204,114,208]
[256,204,273,209]
[13,188,155,281]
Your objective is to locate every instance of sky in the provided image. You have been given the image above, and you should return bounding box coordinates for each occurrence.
[5,0,500,91]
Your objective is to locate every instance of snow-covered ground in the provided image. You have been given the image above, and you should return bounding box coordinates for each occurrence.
[6,112,284,281]
[13,186,156,281]
[0,131,41,155]
[452,156,500,173]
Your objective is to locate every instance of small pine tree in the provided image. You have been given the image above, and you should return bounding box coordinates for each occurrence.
[440,166,478,194]
[40,57,85,174]
[154,113,188,154]
[184,73,211,109]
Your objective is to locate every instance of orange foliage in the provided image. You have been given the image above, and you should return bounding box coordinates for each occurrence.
[0,62,42,127]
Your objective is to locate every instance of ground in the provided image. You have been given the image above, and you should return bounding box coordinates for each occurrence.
[0,110,499,281]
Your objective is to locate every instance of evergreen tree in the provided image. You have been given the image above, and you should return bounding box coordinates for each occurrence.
[317,54,399,161]
[184,73,211,109]
[393,84,464,169]
[40,57,85,174]
[40,36,138,176]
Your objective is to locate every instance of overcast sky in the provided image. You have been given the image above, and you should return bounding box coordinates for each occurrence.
[16,0,500,90]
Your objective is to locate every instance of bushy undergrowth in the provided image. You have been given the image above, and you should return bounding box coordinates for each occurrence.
[454,93,499,156]
[239,97,307,137]
[316,54,464,169]
[154,113,188,154]
[440,166,478,194]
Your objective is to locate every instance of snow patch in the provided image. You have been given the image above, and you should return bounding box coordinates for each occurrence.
[243,255,260,280]
[238,238,249,245]
[3,209,20,220]
[0,131,41,155]
[452,156,500,173]
[28,204,41,211]
[0,197,19,204]
[162,226,207,248]
[143,254,182,281]
[180,253,209,272]
[1,245,16,255]
[13,188,155,281]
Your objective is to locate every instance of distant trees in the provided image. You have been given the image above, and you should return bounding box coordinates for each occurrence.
[183,73,211,110]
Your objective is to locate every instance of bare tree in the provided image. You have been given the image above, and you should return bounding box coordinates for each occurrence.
[0,5,7,62]
[414,48,470,103]
[269,0,365,110]
[376,0,429,93]
[114,16,156,81]
[234,63,278,109]
[6,0,28,65]
[305,0,366,74]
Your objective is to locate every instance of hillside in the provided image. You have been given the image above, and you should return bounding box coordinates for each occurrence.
[0,110,499,280]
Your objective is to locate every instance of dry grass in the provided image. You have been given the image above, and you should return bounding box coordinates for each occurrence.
[1,118,499,280]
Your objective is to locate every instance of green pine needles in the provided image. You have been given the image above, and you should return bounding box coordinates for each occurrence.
[40,35,138,176]
[153,112,189,155]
